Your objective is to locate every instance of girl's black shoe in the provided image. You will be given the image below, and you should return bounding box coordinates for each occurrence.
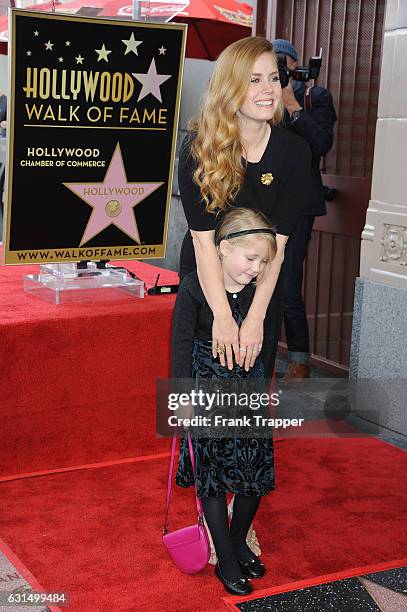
[215,563,253,595]
[238,557,266,578]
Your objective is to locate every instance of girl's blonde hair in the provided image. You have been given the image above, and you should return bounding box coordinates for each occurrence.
[215,208,277,267]
[189,36,284,214]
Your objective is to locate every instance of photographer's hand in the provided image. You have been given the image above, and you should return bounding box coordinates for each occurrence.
[282,81,302,114]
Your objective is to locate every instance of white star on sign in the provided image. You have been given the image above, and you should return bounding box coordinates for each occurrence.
[45,41,54,51]
[122,33,143,56]
[34,31,39,36]
[132,58,171,103]
[26,50,32,56]
[59,57,64,62]
[65,41,71,47]
[158,46,166,55]
[76,55,84,65]
[95,44,111,62]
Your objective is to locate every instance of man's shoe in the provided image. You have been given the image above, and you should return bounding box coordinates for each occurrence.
[215,563,253,595]
[282,362,311,384]
[238,556,266,578]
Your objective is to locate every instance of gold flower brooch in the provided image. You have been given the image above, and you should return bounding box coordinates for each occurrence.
[261,173,274,186]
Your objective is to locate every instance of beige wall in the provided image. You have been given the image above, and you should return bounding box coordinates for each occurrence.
[360,0,407,287]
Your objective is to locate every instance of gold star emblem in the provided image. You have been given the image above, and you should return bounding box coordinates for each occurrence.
[105,200,122,218]
[261,173,274,185]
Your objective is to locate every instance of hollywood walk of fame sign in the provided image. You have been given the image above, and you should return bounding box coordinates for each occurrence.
[2,9,187,264]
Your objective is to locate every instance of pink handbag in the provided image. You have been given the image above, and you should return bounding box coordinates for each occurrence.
[163,433,211,574]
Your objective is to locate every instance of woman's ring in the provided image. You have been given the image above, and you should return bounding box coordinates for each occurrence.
[239,347,247,352]
[217,344,226,355]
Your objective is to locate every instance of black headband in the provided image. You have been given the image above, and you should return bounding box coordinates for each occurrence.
[216,228,276,245]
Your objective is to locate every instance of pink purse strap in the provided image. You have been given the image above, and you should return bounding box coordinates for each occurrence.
[163,432,203,534]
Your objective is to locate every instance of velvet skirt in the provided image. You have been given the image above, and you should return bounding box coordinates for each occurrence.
[176,339,275,498]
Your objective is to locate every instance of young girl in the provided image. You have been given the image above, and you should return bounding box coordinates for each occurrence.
[171,208,277,595]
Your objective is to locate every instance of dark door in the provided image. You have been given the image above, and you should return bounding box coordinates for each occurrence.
[256,0,386,373]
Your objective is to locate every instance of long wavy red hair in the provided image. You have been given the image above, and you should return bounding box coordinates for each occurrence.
[189,37,284,213]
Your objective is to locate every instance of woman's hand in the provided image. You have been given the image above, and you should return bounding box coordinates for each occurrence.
[238,315,264,371]
[192,229,239,369]
[212,314,240,370]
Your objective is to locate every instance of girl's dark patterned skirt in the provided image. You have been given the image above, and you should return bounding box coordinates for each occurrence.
[176,339,275,498]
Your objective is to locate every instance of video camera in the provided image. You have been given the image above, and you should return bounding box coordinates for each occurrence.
[277,48,323,88]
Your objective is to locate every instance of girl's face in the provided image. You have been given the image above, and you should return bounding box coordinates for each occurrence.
[220,237,270,291]
[238,52,282,125]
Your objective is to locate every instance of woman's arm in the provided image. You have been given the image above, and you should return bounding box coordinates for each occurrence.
[171,279,200,379]
[191,229,240,370]
[238,233,288,370]
[178,136,238,369]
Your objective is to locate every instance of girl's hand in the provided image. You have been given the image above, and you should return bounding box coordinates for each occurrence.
[212,315,240,370]
[238,316,264,371]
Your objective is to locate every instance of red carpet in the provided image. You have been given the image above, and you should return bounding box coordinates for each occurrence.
[0,393,169,480]
[0,437,406,611]
[0,256,178,477]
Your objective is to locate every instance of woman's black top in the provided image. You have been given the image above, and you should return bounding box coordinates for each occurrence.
[178,126,312,278]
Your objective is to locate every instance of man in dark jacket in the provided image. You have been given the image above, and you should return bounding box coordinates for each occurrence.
[272,39,337,382]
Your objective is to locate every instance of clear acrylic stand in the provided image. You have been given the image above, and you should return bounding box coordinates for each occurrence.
[24,262,145,304]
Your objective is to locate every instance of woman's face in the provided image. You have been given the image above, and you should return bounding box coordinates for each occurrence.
[238,52,282,126]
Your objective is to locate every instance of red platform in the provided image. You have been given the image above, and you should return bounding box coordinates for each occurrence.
[0,257,179,479]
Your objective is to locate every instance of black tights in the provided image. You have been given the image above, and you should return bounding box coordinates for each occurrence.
[201,493,261,581]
